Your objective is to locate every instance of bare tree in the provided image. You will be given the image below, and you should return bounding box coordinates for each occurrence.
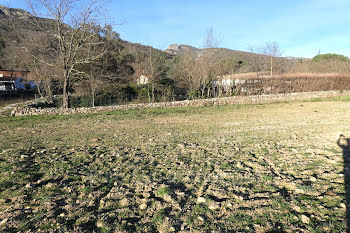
[171,49,218,99]
[76,28,103,107]
[248,45,266,77]
[21,32,61,104]
[177,27,221,98]
[171,29,228,99]
[248,42,282,76]
[171,49,198,99]
[25,0,107,108]
[203,27,220,49]
[213,57,237,97]
[263,41,282,76]
[139,47,167,103]
[31,57,58,104]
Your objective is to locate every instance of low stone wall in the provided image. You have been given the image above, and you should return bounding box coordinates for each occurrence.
[11,90,350,116]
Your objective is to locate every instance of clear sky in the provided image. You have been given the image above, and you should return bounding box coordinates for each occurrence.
[4,0,350,58]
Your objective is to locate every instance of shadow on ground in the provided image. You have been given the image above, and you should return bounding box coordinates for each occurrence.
[338,134,350,232]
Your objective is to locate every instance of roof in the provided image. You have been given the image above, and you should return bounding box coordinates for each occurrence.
[0,69,31,80]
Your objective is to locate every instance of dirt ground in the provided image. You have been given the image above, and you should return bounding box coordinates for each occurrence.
[0,96,350,232]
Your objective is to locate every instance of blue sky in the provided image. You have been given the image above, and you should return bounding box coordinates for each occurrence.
[4,0,350,58]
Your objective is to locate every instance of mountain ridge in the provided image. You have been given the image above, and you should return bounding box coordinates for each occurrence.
[0,4,32,19]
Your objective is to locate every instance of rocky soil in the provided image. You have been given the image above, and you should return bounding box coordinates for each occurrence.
[0,97,350,232]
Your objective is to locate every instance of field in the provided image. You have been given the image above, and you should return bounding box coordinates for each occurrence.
[1,96,350,232]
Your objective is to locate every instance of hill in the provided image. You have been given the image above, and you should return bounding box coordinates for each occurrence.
[164,43,303,74]
[0,4,31,19]
[0,4,294,74]
[166,43,253,59]
[0,4,165,70]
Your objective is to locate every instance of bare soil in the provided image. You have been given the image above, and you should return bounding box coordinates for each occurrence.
[0,96,350,232]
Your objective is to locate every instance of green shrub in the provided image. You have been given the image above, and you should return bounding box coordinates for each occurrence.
[69,95,92,108]
[312,53,350,62]
[135,87,149,102]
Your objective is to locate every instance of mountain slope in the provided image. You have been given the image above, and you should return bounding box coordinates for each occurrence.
[0,4,303,75]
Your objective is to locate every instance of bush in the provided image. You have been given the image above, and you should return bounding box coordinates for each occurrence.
[94,85,138,106]
[312,54,350,62]
[69,95,92,108]
[95,92,115,106]
[135,87,149,102]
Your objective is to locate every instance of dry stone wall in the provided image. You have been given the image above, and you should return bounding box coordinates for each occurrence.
[11,90,350,116]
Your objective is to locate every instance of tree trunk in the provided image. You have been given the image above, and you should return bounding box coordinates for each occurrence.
[151,82,155,102]
[37,78,54,105]
[91,86,95,107]
[91,69,96,107]
[270,57,273,76]
[46,79,54,104]
[201,86,205,99]
[147,83,151,103]
[63,76,69,108]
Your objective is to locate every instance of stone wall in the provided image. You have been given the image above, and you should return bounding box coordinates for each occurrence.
[11,90,350,116]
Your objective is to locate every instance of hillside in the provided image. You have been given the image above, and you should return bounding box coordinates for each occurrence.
[164,43,302,74]
[0,4,56,32]
[0,4,165,70]
[166,43,253,59]
[0,4,31,19]
[0,4,294,74]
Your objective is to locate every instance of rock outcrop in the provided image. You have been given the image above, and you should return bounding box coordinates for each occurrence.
[0,5,31,19]
[165,44,199,56]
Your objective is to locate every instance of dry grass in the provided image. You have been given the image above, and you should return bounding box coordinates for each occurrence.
[224,72,350,80]
[276,72,350,79]
[221,72,270,80]
[224,72,350,96]
[264,73,350,94]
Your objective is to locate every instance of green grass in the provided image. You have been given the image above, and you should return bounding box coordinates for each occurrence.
[152,209,167,224]
[156,187,169,197]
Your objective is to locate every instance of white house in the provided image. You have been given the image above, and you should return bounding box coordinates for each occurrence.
[137,75,149,85]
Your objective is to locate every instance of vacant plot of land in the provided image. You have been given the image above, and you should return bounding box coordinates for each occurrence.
[1,96,350,232]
